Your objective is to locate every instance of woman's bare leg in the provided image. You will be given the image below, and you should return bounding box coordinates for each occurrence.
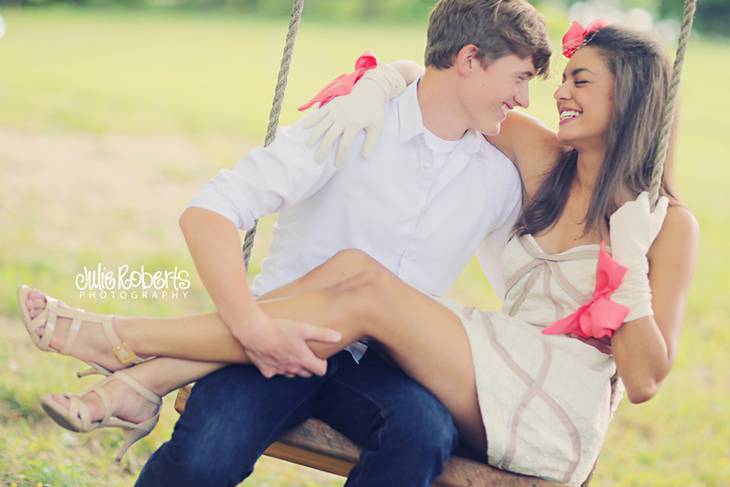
[28,252,486,450]
[78,268,486,451]
[125,264,486,451]
[23,250,379,426]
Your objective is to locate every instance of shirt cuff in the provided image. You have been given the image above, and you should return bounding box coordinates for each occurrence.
[185,185,252,230]
[345,340,368,364]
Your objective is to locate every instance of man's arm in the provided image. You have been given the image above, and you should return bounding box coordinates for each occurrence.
[179,120,342,378]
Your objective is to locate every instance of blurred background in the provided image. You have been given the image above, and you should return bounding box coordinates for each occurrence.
[0,0,727,485]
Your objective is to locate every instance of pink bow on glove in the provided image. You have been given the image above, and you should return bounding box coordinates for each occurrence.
[562,20,608,58]
[542,242,629,340]
[298,52,378,111]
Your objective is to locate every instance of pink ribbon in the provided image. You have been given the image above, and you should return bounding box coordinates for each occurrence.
[298,52,378,111]
[542,241,629,340]
[562,20,608,58]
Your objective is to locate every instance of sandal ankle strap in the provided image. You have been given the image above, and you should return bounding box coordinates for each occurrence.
[101,318,142,366]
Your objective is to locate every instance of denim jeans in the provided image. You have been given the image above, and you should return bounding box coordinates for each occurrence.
[135,350,459,487]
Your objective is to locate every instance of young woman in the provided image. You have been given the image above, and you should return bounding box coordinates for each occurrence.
[17,23,697,485]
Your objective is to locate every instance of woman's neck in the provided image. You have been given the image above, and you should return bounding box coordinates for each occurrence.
[574,144,606,192]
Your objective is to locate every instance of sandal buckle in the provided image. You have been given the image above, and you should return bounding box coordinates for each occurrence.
[112,343,138,365]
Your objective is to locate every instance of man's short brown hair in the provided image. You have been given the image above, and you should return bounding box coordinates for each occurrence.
[425,0,551,77]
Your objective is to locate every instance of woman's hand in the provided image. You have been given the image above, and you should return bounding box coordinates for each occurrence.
[231,309,342,379]
[610,192,669,269]
[302,64,406,165]
[610,192,669,320]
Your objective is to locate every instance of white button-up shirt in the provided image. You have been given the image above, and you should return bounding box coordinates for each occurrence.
[187,80,521,361]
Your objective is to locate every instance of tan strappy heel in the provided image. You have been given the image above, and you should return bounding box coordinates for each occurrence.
[17,284,144,378]
[40,370,162,462]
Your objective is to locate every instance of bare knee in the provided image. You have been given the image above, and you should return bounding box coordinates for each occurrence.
[327,266,400,328]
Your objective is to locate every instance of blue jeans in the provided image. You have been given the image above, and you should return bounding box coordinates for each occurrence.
[136,350,459,487]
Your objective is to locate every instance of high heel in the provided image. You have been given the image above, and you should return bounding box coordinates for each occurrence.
[76,363,113,378]
[17,284,145,377]
[40,370,161,462]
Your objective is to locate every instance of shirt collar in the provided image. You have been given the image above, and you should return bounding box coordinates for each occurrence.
[397,78,483,156]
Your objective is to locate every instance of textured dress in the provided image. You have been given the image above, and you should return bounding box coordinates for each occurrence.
[438,233,624,486]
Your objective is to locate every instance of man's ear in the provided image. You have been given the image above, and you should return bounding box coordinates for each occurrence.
[454,44,484,76]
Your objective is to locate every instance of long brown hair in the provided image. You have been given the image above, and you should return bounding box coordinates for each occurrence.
[516,25,677,237]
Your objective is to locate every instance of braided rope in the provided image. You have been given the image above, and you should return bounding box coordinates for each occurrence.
[648,0,697,208]
[242,0,305,268]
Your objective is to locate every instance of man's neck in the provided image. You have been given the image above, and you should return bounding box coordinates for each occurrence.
[417,69,469,141]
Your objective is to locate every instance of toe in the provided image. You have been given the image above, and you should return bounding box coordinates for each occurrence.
[29,302,45,319]
[27,291,46,319]
[52,393,71,410]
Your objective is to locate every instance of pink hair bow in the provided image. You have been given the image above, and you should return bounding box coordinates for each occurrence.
[298,52,378,111]
[542,241,629,340]
[562,20,608,58]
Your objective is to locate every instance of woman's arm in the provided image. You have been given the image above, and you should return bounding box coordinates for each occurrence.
[486,111,562,199]
[611,206,699,403]
[388,60,424,85]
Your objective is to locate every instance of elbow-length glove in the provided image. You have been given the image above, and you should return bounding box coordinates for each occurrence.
[609,192,669,322]
[302,64,406,165]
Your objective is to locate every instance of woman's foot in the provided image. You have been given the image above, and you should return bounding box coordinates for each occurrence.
[47,372,159,426]
[19,285,144,374]
[41,368,163,461]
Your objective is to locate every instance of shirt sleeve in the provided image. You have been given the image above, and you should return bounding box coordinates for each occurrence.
[477,164,523,298]
[185,117,338,230]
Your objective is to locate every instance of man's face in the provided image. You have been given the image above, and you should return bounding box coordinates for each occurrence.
[458,53,535,136]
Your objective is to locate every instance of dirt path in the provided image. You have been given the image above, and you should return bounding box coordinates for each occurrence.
[0,126,260,253]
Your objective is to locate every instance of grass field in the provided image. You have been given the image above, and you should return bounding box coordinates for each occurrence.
[0,6,728,486]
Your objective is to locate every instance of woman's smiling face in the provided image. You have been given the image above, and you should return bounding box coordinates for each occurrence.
[553,46,615,148]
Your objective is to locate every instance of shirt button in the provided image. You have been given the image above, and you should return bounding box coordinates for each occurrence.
[424,160,433,170]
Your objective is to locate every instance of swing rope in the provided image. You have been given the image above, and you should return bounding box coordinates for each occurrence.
[648,0,697,207]
[242,0,305,267]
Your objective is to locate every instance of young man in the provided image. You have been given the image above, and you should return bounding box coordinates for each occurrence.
[136,1,550,485]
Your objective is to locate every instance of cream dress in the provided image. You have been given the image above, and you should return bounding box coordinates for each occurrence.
[438,233,624,486]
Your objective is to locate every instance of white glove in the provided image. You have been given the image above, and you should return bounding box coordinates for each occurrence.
[302,64,406,166]
[609,192,669,321]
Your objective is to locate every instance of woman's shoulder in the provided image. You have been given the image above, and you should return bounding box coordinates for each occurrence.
[486,111,564,198]
[651,203,700,261]
[663,204,699,238]
[487,111,562,161]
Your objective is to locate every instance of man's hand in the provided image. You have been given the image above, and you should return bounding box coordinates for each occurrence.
[232,312,342,379]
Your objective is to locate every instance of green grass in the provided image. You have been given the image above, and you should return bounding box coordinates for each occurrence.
[0,6,728,486]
